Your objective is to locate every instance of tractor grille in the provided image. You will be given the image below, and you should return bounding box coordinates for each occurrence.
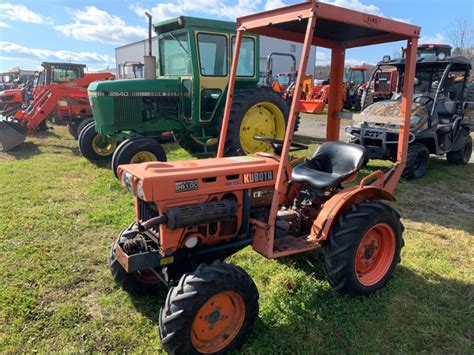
[374,72,392,93]
[113,97,143,127]
[137,199,159,222]
[113,96,178,129]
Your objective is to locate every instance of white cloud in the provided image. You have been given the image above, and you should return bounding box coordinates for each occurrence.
[320,0,382,16]
[0,20,9,28]
[419,33,448,45]
[0,3,52,24]
[130,0,261,21]
[264,0,286,11]
[345,58,367,66]
[321,0,410,23]
[0,41,115,65]
[55,6,147,45]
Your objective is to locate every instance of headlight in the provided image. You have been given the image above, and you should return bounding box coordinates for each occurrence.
[121,172,133,193]
[58,100,68,106]
[136,180,145,199]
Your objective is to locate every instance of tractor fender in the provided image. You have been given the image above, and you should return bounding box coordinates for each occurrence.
[310,185,396,241]
[451,125,471,151]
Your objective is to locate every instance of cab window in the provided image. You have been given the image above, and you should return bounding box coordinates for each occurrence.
[232,37,255,77]
[159,31,192,76]
[198,33,228,76]
[51,67,82,84]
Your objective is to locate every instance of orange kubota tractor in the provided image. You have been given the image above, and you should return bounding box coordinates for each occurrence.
[111,1,420,353]
[0,62,113,151]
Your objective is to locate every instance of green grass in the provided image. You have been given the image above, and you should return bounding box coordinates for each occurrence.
[1,126,473,353]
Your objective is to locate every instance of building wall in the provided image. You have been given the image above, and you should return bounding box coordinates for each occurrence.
[115,36,316,79]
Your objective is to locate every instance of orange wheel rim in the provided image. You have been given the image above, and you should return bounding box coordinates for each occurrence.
[355,223,396,286]
[191,290,245,353]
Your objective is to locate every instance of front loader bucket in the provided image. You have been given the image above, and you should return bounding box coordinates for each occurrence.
[0,121,26,151]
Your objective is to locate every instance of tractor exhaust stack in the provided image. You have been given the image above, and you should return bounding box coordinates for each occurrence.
[144,12,157,80]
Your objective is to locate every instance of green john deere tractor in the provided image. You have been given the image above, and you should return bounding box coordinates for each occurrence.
[80,16,292,174]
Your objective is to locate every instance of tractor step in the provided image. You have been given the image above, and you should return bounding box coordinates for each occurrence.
[272,235,320,258]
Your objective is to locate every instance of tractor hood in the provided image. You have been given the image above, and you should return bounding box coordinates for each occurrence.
[88,78,182,135]
[356,100,429,132]
[88,77,181,95]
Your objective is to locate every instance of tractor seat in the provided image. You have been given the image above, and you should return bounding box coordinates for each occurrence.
[292,142,367,189]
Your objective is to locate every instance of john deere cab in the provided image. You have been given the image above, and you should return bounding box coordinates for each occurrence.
[81,16,290,174]
[347,54,473,178]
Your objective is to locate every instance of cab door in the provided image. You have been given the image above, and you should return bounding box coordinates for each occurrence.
[196,32,229,122]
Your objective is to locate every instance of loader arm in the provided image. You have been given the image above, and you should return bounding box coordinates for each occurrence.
[14,85,89,132]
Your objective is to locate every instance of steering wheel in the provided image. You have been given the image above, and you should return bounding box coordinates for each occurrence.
[413,95,434,106]
[253,136,308,155]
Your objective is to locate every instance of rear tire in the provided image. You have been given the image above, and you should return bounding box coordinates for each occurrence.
[159,261,259,355]
[223,87,289,156]
[403,143,430,179]
[110,231,163,295]
[111,137,167,178]
[78,122,117,163]
[70,117,93,140]
[446,135,472,165]
[322,201,404,296]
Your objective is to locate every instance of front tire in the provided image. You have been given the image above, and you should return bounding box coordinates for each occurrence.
[78,122,117,163]
[111,137,167,178]
[110,231,163,295]
[447,135,472,165]
[403,143,430,179]
[159,261,259,355]
[322,201,404,296]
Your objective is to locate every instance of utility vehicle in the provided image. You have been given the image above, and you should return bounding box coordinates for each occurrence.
[81,17,292,173]
[347,54,472,178]
[111,2,421,353]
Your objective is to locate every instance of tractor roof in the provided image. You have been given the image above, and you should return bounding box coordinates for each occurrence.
[236,0,420,49]
[379,56,471,70]
[154,16,237,34]
[41,62,87,69]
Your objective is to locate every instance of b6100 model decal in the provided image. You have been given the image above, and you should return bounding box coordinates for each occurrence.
[175,179,199,192]
[243,171,273,184]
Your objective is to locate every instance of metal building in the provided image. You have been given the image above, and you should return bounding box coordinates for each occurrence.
[115,36,316,79]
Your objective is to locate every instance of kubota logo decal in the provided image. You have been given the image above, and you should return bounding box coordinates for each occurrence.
[175,179,199,192]
[243,171,273,184]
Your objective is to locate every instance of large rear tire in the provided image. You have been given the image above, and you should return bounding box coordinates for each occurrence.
[111,137,167,178]
[223,87,289,156]
[159,261,259,355]
[78,121,117,163]
[322,201,404,296]
[446,135,472,165]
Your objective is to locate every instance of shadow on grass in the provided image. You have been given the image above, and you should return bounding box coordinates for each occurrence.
[128,288,168,326]
[244,265,472,353]
[1,141,41,159]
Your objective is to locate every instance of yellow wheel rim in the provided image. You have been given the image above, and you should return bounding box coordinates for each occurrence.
[130,151,157,163]
[92,134,117,156]
[239,102,286,154]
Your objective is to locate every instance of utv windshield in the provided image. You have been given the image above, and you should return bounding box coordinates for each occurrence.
[398,66,445,96]
[159,31,192,76]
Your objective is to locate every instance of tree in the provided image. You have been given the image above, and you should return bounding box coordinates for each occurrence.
[448,18,473,61]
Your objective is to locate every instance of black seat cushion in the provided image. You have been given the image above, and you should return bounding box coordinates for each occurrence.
[292,141,367,189]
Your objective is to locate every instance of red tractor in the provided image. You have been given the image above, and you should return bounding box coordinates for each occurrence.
[300,65,368,113]
[0,62,113,151]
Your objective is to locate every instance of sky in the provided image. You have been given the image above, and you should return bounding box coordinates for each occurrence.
[0,0,472,72]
